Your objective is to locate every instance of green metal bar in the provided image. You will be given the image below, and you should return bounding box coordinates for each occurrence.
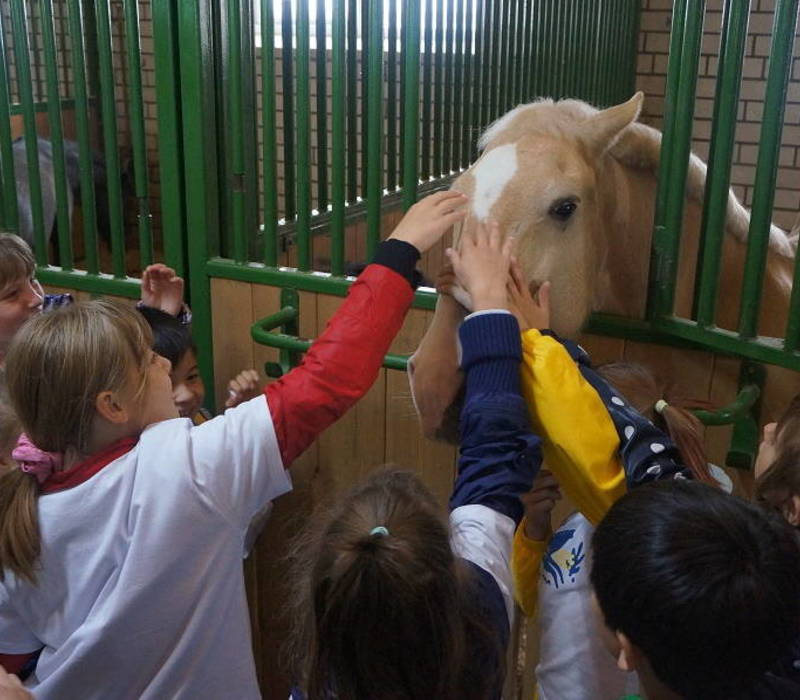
[527,0,538,98]
[451,0,463,170]
[315,0,329,210]
[261,0,279,266]
[784,244,800,352]
[66,0,98,274]
[421,0,433,180]
[10,0,47,264]
[518,0,529,102]
[35,267,142,297]
[541,0,553,98]
[0,9,16,232]
[227,0,246,262]
[295,0,311,270]
[460,0,473,168]
[433,0,444,177]
[442,0,454,173]
[626,0,643,100]
[94,0,126,277]
[576,0,589,98]
[346,0,358,201]
[281,0,296,219]
[331,0,346,272]
[694,0,750,327]
[500,0,511,109]
[178,0,219,406]
[693,384,761,426]
[123,0,153,268]
[487,0,499,120]
[365,0,383,259]
[738,0,799,339]
[360,0,369,197]
[386,0,399,191]
[646,0,702,319]
[40,0,73,270]
[401,0,421,209]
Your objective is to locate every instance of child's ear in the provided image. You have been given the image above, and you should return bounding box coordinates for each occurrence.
[615,631,640,672]
[782,495,800,526]
[95,390,130,425]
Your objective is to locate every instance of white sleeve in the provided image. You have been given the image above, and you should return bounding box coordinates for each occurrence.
[180,395,292,531]
[0,584,41,654]
[449,504,516,625]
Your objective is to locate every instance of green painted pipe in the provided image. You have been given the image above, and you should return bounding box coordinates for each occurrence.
[421,0,433,180]
[387,0,399,191]
[433,0,444,177]
[401,0,421,210]
[0,8,16,232]
[365,0,383,259]
[296,0,312,270]
[331,0,347,272]
[346,0,358,202]
[316,0,329,210]
[282,0,297,220]
[227,0,247,263]
[261,0,279,266]
[460,0,474,169]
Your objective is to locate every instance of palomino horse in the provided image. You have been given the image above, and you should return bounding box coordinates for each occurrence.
[409,92,799,457]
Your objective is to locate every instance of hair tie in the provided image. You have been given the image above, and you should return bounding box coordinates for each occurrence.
[12,433,62,485]
[654,399,669,415]
[369,526,389,537]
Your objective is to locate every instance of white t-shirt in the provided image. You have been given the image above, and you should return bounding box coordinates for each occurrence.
[536,511,639,700]
[0,396,291,699]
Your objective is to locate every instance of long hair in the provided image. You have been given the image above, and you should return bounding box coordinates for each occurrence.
[0,233,35,290]
[755,394,800,511]
[287,468,503,700]
[0,299,152,583]
[597,362,717,485]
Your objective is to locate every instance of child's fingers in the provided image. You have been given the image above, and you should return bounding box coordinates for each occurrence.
[537,280,552,310]
[428,190,468,206]
[501,233,514,259]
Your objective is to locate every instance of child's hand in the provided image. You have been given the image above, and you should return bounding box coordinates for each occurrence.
[225,369,262,409]
[389,190,468,253]
[507,260,551,330]
[445,220,513,312]
[141,264,185,317]
[0,666,31,700]
[521,470,561,541]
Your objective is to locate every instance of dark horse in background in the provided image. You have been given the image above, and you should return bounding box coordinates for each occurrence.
[12,136,131,256]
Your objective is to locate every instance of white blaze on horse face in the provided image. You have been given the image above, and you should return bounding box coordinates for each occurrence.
[471,143,518,221]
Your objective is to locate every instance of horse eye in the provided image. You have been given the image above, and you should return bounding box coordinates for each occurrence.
[549,199,578,222]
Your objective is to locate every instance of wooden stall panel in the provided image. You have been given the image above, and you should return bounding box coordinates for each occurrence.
[210,278,255,409]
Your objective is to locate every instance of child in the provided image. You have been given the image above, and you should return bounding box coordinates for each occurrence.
[0,232,188,367]
[513,360,727,700]
[591,479,800,700]
[137,307,260,423]
[755,394,800,523]
[288,222,543,699]
[0,190,467,697]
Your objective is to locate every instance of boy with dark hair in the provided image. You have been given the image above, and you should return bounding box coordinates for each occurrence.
[591,480,800,700]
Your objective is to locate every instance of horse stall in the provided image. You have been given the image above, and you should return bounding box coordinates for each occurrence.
[2,0,799,697]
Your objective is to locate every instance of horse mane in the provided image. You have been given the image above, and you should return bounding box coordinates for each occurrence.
[478,98,795,259]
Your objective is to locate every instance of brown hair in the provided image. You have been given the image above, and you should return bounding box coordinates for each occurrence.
[0,299,152,583]
[287,468,503,700]
[0,233,35,290]
[755,394,800,511]
[597,362,718,485]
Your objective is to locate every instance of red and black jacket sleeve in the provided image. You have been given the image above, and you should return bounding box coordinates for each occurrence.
[265,239,420,467]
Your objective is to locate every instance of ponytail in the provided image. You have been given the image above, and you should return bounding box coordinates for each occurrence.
[0,468,40,584]
[658,405,717,485]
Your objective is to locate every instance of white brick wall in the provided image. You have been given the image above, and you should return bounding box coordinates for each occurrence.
[636,0,800,231]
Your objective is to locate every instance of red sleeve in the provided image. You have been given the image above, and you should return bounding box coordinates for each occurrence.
[265,263,414,466]
[0,653,34,675]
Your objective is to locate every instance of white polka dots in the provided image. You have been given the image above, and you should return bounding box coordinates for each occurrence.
[624,426,634,440]
[674,472,687,480]
[611,396,625,406]
[650,443,665,454]
[646,464,662,477]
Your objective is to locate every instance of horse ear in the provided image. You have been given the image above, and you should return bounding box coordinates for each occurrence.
[581,92,644,157]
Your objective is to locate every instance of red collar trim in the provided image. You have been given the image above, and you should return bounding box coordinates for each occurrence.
[40,437,138,494]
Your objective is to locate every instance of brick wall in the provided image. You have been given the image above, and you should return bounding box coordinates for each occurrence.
[636,0,800,231]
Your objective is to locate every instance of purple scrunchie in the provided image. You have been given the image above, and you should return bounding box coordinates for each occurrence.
[12,433,63,485]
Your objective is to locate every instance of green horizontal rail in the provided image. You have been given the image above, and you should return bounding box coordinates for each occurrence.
[36,267,141,297]
[9,98,76,115]
[693,383,760,426]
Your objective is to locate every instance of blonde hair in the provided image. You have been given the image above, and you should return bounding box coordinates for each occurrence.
[0,298,153,583]
[755,395,800,512]
[0,233,35,290]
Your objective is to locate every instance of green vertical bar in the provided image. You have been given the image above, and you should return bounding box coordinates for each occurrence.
[526,0,538,98]
[331,0,346,271]
[360,0,369,197]
[40,0,73,270]
[0,9,16,232]
[67,0,98,273]
[460,0,473,168]
[261,0,279,266]
[123,0,153,268]
[501,0,511,110]
[10,0,47,264]
[153,0,187,274]
[94,0,126,277]
[513,0,524,104]
[647,0,702,319]
[227,0,246,263]
[177,0,217,407]
[471,0,484,157]
[452,0,464,169]
[386,0,399,190]
[421,0,433,180]
[442,0,454,173]
[739,0,799,339]
[282,0,296,219]
[296,0,311,270]
[577,0,590,98]
[401,0,420,209]
[346,0,358,202]
[479,0,491,132]
[433,0,443,177]
[365,0,383,258]
[489,0,500,118]
[517,0,528,102]
[316,0,328,210]
[694,0,750,327]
